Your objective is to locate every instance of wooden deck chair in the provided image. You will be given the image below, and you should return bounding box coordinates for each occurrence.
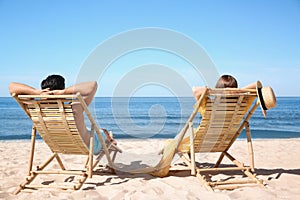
[170,88,265,191]
[12,93,122,194]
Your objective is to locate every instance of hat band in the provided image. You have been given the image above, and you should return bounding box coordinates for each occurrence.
[257,88,268,110]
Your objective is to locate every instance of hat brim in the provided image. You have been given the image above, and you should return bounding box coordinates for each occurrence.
[256,81,267,118]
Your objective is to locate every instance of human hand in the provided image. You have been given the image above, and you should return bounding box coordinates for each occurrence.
[40,88,51,94]
[50,89,65,95]
[39,88,65,95]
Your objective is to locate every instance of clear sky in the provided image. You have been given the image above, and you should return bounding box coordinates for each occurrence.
[1,0,299,97]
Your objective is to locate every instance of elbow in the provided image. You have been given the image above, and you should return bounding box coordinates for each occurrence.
[92,81,98,89]
[90,81,98,93]
[89,81,98,95]
[8,82,17,95]
[192,86,197,93]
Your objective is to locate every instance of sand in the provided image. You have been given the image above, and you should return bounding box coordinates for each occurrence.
[0,138,299,200]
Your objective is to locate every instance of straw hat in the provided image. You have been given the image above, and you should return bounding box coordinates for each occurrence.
[256,81,277,118]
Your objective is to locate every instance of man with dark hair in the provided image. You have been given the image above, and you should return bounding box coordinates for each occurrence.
[41,74,65,90]
[9,74,116,154]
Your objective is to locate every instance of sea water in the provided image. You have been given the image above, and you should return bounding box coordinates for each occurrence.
[0,97,299,140]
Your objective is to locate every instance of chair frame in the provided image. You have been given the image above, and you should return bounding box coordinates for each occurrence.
[170,88,264,191]
[12,93,122,194]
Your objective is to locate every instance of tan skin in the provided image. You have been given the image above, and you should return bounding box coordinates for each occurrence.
[192,82,257,100]
[9,81,116,146]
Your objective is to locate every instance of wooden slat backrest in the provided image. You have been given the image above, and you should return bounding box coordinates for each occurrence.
[193,89,257,153]
[15,94,89,155]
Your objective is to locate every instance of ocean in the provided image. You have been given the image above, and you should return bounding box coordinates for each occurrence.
[0,97,299,140]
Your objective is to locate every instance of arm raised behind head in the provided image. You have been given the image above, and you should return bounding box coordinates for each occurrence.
[52,81,98,105]
[9,82,50,95]
[242,82,257,89]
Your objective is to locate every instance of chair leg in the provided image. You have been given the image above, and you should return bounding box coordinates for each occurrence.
[223,152,264,187]
[54,154,66,170]
[27,127,36,176]
[95,129,114,169]
[14,127,38,195]
[245,121,255,171]
[14,152,60,194]
[88,129,95,178]
[189,122,196,175]
[223,152,244,168]
[14,150,94,194]
[214,152,225,168]
[84,157,90,168]
[196,173,214,191]
[14,171,39,194]
[178,152,192,168]
[74,174,88,190]
[37,153,59,170]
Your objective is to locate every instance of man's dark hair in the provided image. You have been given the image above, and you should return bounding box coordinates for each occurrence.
[41,75,65,90]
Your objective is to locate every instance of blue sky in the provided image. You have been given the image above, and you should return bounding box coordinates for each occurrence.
[1,0,299,97]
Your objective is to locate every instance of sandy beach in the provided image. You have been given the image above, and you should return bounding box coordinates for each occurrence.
[1,138,299,200]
